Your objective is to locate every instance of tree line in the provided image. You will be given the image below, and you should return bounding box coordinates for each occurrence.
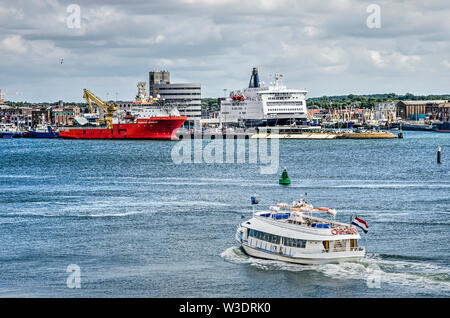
[306,93,450,109]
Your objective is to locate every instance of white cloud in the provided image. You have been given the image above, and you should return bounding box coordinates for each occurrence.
[366,49,421,71]
[368,50,385,67]
[0,35,27,54]
[442,59,450,69]
[301,26,319,37]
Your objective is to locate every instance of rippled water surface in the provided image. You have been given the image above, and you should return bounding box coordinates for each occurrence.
[0,132,449,297]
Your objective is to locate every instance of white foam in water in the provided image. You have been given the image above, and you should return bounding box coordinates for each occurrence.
[0,174,57,179]
[2,210,149,218]
[332,184,450,189]
[154,200,230,207]
[220,247,450,295]
[88,210,146,217]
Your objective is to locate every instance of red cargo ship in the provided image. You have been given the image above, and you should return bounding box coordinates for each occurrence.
[59,116,186,140]
[59,86,187,140]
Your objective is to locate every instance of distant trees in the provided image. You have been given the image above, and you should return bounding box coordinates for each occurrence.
[306,93,450,109]
[201,98,220,113]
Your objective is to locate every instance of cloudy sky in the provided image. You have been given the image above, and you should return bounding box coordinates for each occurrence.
[1,0,449,102]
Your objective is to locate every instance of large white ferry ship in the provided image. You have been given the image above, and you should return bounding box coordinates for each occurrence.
[236,197,366,265]
[219,67,308,126]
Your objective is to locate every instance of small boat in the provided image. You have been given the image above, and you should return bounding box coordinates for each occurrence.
[432,121,450,133]
[25,125,59,138]
[0,123,23,138]
[236,196,366,265]
[1,132,23,138]
[400,123,434,131]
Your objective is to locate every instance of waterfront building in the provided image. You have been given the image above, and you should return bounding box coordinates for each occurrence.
[49,103,81,126]
[0,105,43,129]
[374,102,396,121]
[21,107,49,128]
[397,100,450,121]
[0,105,20,123]
[149,70,202,124]
[10,112,32,129]
[149,71,170,96]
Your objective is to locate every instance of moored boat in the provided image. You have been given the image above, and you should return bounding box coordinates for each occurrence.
[59,87,186,140]
[25,125,59,138]
[236,197,366,265]
[59,116,186,140]
[0,123,23,138]
[400,123,434,131]
[432,121,450,133]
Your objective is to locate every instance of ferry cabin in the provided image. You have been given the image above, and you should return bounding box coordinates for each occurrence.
[236,211,365,265]
[220,88,308,126]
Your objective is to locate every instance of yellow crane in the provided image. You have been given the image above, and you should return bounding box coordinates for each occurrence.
[343,110,351,122]
[83,88,118,129]
[386,111,397,124]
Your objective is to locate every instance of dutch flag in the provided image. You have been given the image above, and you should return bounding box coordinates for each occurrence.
[352,217,369,233]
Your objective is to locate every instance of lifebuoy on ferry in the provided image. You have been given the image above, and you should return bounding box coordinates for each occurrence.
[352,228,358,234]
[338,228,344,235]
[346,228,353,234]
[331,229,338,235]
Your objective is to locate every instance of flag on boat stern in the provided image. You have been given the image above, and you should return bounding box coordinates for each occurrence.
[352,217,369,233]
[251,196,259,205]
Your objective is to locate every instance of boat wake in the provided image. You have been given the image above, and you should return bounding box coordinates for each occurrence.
[0,210,148,218]
[220,246,450,296]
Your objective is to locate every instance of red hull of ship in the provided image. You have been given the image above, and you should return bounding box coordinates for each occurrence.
[59,117,186,140]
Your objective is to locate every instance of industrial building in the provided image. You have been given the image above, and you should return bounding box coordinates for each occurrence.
[373,102,396,121]
[396,100,450,121]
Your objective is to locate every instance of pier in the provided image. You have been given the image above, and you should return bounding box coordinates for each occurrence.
[177,130,401,140]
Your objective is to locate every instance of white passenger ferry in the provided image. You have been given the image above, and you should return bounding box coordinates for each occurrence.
[219,67,308,126]
[236,198,366,265]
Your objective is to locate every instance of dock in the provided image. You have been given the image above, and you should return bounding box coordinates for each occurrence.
[177,130,400,140]
[251,132,338,139]
[251,131,399,139]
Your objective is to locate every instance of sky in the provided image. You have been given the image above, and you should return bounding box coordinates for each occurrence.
[0,0,449,102]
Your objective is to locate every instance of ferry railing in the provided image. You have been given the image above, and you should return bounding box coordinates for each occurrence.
[254,213,356,231]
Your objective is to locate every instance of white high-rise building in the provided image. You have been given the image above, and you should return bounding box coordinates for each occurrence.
[149,71,201,124]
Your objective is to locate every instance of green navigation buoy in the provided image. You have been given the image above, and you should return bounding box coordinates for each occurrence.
[279,168,291,185]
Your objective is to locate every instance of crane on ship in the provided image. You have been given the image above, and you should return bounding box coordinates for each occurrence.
[82,89,118,129]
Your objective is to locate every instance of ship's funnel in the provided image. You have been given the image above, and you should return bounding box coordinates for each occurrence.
[248,67,260,88]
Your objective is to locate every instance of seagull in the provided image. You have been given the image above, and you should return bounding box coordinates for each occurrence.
[60,58,64,64]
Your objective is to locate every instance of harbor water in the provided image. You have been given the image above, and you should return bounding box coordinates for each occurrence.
[0,131,449,297]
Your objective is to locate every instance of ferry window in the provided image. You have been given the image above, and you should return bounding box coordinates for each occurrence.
[283,237,306,248]
[274,234,280,243]
[249,229,280,244]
